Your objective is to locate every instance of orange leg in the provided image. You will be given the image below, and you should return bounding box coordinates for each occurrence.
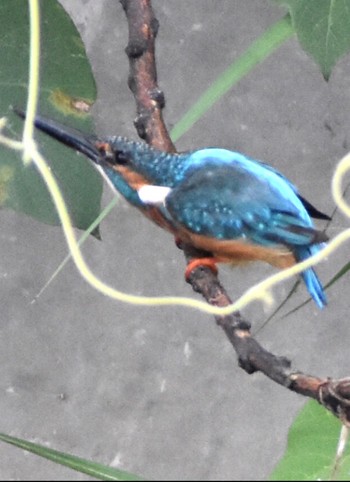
[185,257,219,280]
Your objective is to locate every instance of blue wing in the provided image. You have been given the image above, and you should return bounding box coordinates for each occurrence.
[164,161,327,308]
[178,148,330,221]
[165,163,321,245]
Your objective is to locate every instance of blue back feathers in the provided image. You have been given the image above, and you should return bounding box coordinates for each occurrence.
[162,149,328,309]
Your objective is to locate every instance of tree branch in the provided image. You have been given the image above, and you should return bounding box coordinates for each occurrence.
[120,0,350,425]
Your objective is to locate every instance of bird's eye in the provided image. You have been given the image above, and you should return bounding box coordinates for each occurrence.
[95,143,129,165]
[114,151,129,165]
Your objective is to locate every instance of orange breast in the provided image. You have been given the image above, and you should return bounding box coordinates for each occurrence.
[176,228,296,269]
[115,164,150,191]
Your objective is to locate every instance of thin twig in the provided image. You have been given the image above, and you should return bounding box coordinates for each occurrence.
[120,0,350,424]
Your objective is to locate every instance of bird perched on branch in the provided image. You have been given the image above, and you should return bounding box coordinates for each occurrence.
[15,110,329,308]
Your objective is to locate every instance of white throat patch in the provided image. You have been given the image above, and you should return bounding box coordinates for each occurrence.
[137,185,172,205]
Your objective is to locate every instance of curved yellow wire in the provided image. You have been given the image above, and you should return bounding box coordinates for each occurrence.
[22,0,40,164]
[333,152,350,218]
[1,0,349,315]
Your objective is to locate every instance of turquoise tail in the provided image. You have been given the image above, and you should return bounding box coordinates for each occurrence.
[295,246,327,309]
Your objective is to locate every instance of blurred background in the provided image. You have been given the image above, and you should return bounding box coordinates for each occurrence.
[1,1,349,479]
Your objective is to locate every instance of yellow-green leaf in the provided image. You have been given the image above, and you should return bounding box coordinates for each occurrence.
[275,0,350,79]
[270,400,350,480]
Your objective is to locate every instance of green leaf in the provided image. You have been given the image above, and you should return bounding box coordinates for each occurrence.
[281,260,350,318]
[0,0,102,231]
[0,432,144,481]
[269,400,350,481]
[325,259,350,289]
[275,0,350,79]
[170,14,294,142]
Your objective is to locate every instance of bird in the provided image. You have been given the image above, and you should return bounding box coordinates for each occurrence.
[15,110,329,308]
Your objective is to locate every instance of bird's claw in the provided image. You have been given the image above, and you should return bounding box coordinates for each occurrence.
[185,257,219,280]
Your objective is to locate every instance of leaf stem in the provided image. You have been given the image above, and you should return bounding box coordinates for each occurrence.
[171,14,294,141]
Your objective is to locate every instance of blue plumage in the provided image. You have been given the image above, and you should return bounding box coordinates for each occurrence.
[19,112,328,309]
[294,246,326,310]
[164,150,315,240]
[164,158,328,308]
[113,145,328,308]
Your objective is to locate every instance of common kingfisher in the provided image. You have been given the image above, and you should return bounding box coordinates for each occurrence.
[16,111,329,308]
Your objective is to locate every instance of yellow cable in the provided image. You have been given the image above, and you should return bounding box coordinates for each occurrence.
[22,0,40,164]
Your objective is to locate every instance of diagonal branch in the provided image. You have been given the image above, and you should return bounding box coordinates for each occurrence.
[120,0,350,425]
[120,0,175,152]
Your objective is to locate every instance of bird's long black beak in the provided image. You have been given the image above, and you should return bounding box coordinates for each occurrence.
[13,108,102,163]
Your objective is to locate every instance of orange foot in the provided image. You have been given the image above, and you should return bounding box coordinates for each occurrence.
[185,257,219,281]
